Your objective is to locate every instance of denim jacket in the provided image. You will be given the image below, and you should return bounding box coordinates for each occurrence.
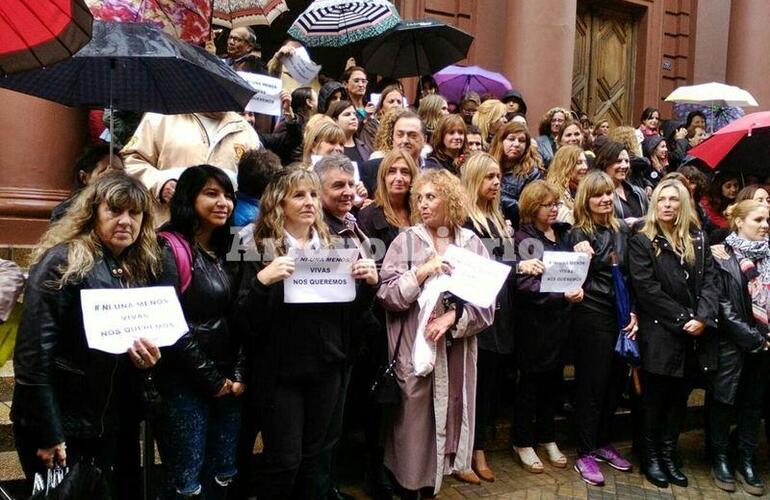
[500,167,542,227]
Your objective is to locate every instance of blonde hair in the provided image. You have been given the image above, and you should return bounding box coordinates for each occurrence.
[373,108,407,153]
[254,167,334,256]
[302,120,345,163]
[374,149,418,227]
[726,199,766,233]
[34,172,161,288]
[472,99,506,145]
[418,94,447,134]
[573,170,620,234]
[546,145,584,192]
[608,125,642,157]
[641,179,698,265]
[519,180,562,224]
[410,169,469,228]
[460,153,508,238]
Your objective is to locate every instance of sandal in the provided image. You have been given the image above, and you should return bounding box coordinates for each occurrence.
[513,446,544,474]
[541,442,568,468]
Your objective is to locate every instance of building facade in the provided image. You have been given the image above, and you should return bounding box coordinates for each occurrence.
[0,0,768,245]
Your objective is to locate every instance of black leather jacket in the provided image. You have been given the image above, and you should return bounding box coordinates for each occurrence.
[12,245,142,449]
[157,242,246,395]
[711,248,768,404]
[567,222,631,314]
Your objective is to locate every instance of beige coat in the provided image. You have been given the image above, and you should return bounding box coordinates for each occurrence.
[377,225,494,494]
[120,112,260,220]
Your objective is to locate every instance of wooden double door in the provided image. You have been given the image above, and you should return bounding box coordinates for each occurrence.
[572,4,636,127]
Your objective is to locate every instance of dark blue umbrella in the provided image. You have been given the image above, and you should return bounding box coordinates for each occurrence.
[0,20,256,114]
[612,259,640,366]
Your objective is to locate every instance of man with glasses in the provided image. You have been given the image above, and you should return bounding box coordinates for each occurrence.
[226,27,259,69]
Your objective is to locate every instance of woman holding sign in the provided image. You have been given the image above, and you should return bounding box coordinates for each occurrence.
[629,179,719,489]
[237,167,378,499]
[151,165,246,500]
[512,180,582,474]
[460,153,545,481]
[567,170,637,487]
[12,173,162,498]
[378,169,494,498]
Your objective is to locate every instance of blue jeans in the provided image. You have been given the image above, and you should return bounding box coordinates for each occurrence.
[154,376,241,499]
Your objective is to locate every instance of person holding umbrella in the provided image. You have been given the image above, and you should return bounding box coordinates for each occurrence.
[628,178,719,488]
[568,170,637,487]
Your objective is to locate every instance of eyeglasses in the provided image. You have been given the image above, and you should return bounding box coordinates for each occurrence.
[350,78,368,84]
[540,202,563,209]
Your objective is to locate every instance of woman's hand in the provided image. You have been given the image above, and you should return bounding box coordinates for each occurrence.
[214,378,233,398]
[352,258,378,285]
[675,127,688,140]
[518,259,545,275]
[257,256,295,286]
[415,254,453,284]
[355,182,368,200]
[160,179,177,204]
[127,338,161,369]
[624,217,639,226]
[711,244,729,261]
[573,241,595,257]
[231,382,246,397]
[623,313,639,340]
[425,310,456,342]
[683,319,705,337]
[37,442,67,468]
[564,288,584,303]
[364,102,376,115]
[280,90,292,116]
[276,45,295,59]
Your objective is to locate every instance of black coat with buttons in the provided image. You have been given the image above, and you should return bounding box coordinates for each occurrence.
[711,247,768,404]
[629,230,720,377]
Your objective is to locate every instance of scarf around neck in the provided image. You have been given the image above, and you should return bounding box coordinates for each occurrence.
[725,232,770,324]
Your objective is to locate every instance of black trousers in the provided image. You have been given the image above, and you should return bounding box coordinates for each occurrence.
[256,369,342,500]
[710,353,769,457]
[317,363,353,496]
[573,306,627,455]
[232,403,261,500]
[641,371,690,454]
[474,349,507,450]
[512,367,561,447]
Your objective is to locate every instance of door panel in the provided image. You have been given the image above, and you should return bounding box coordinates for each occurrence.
[572,7,592,117]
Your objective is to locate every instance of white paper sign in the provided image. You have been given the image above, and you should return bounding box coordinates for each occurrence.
[284,248,360,303]
[238,71,283,116]
[369,93,381,109]
[437,245,511,308]
[80,287,188,354]
[283,47,321,85]
[539,251,590,293]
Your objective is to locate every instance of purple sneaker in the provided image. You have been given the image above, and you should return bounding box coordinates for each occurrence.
[593,445,633,472]
[574,455,604,486]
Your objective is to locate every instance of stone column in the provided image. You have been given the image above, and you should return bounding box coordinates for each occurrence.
[0,89,86,244]
[502,0,578,124]
[726,0,770,111]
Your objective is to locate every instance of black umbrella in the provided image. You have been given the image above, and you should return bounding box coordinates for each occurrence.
[0,20,256,114]
[360,18,473,78]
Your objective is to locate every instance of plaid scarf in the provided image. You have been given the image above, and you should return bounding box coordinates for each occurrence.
[725,233,770,324]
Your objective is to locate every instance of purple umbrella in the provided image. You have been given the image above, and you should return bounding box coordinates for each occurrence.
[433,64,511,104]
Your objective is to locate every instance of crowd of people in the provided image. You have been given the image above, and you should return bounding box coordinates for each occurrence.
[10,31,770,500]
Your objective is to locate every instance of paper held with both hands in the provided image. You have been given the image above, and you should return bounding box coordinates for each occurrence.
[539,251,590,293]
[412,245,512,376]
[81,286,188,355]
[283,248,360,304]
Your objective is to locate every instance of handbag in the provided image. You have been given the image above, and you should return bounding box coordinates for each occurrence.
[29,461,111,499]
[369,324,405,407]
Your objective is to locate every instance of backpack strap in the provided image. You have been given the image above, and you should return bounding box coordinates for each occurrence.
[158,231,193,293]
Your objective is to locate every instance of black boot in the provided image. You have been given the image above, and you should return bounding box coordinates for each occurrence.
[736,453,765,496]
[712,454,736,492]
[642,437,668,488]
[660,438,688,487]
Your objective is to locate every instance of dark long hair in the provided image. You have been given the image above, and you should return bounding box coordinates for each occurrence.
[168,165,236,256]
[593,141,627,172]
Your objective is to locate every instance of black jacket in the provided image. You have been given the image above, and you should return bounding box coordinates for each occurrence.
[157,242,245,395]
[567,222,631,315]
[357,204,402,259]
[629,230,719,377]
[12,245,143,449]
[513,223,573,370]
[236,257,377,408]
[711,248,768,404]
[263,114,304,165]
[424,153,459,175]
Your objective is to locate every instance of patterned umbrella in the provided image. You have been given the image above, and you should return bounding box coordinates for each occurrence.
[0,0,92,75]
[86,0,211,45]
[673,102,745,133]
[288,0,401,48]
[213,0,288,28]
